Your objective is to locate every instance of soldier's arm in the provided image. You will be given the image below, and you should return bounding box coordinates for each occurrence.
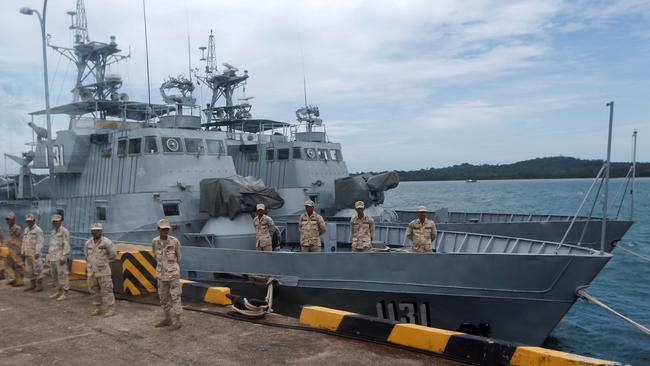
[106,240,117,260]
[36,229,44,255]
[349,217,356,236]
[406,222,414,241]
[430,221,438,242]
[176,240,182,264]
[318,216,326,235]
[267,217,276,237]
[83,240,89,259]
[62,229,70,258]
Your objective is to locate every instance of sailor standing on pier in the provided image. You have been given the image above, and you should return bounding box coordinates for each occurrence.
[152,219,183,330]
[22,213,44,292]
[299,200,326,252]
[48,214,70,300]
[5,212,24,287]
[406,205,437,253]
[84,223,117,317]
[350,201,375,252]
[253,204,276,252]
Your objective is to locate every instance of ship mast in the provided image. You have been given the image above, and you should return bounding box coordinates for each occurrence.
[49,0,130,106]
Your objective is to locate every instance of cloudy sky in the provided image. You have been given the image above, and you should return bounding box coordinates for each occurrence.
[0,0,648,173]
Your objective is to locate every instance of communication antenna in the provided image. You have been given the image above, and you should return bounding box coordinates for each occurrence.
[204,30,217,74]
[66,0,89,45]
[142,0,152,119]
[183,0,192,81]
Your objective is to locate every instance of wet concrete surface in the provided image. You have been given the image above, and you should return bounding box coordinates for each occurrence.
[0,278,463,366]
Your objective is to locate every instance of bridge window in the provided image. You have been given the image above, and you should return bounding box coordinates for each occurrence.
[304,148,317,160]
[277,149,290,160]
[318,149,330,160]
[330,149,342,161]
[266,149,275,161]
[206,139,225,155]
[128,138,142,155]
[144,136,158,153]
[185,138,204,154]
[292,147,302,159]
[117,139,127,157]
[162,137,183,153]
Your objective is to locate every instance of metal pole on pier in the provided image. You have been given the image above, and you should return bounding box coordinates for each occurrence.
[601,102,614,255]
[630,130,637,220]
[20,0,56,208]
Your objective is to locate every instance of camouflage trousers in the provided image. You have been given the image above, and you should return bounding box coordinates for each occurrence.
[410,244,433,253]
[300,244,321,252]
[6,244,24,283]
[50,259,70,291]
[158,278,182,316]
[88,274,115,308]
[257,245,272,252]
[24,256,43,281]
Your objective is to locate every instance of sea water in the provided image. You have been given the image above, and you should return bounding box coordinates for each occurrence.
[383,178,650,365]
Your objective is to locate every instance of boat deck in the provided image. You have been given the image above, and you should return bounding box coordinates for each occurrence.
[0,278,461,366]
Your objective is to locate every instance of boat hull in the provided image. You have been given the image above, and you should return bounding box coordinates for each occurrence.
[181,247,611,345]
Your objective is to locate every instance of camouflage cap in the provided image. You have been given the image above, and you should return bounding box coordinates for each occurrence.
[416,205,427,212]
[51,214,62,221]
[355,201,365,209]
[25,213,36,221]
[5,212,16,219]
[90,223,103,231]
[304,200,315,207]
[158,218,171,229]
[256,203,265,211]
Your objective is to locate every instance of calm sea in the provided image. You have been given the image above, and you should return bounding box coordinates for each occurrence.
[383,178,650,366]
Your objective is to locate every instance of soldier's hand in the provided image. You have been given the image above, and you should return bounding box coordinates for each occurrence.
[34,254,40,260]
[59,258,66,266]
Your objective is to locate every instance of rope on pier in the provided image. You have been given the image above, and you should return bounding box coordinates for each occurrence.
[577,289,650,337]
[616,244,650,263]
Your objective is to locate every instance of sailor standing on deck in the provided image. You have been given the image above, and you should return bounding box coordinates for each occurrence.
[350,201,375,252]
[48,214,70,300]
[84,223,117,317]
[152,219,183,330]
[22,213,44,292]
[406,205,437,253]
[299,200,326,252]
[253,203,276,251]
[5,212,25,286]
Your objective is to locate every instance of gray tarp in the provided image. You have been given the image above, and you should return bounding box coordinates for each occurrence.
[200,176,284,219]
[334,171,400,209]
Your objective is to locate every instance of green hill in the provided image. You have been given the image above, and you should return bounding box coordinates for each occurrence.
[365,156,649,181]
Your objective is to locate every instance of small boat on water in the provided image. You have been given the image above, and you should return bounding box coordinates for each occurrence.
[465,179,478,183]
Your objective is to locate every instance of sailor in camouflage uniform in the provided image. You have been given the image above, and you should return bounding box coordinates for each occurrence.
[22,213,44,292]
[253,203,276,251]
[84,223,117,317]
[406,205,437,253]
[152,219,183,330]
[0,225,4,280]
[350,201,375,252]
[5,212,25,286]
[48,214,70,300]
[299,200,326,252]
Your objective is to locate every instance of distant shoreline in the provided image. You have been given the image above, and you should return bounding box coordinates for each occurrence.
[357,156,649,182]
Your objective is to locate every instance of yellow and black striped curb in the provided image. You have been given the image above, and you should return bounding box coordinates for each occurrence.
[116,250,157,296]
[299,306,619,366]
[180,279,232,305]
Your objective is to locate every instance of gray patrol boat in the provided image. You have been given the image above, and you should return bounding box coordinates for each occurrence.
[0,1,619,346]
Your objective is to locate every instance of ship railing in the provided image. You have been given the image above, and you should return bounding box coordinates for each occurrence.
[274,221,600,256]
